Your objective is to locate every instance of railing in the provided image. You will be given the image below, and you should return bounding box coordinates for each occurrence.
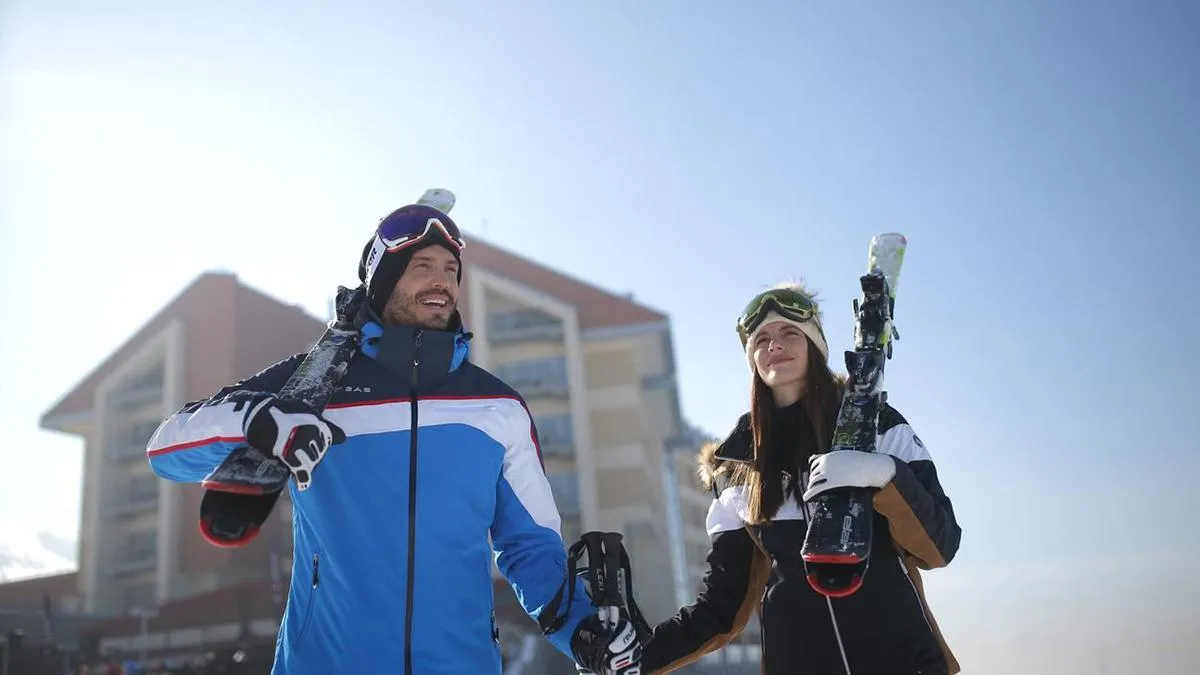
[641,372,678,390]
[107,495,159,519]
[488,309,565,346]
[488,322,565,345]
[106,385,164,413]
[108,419,163,461]
[109,442,152,462]
[106,554,156,577]
[546,473,580,516]
[539,441,574,459]
[510,379,569,399]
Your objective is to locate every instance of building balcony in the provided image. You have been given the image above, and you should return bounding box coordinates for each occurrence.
[493,357,570,400]
[487,310,565,346]
[106,384,164,413]
[109,441,151,462]
[560,516,583,546]
[107,418,163,461]
[106,553,157,578]
[640,373,678,390]
[509,379,570,399]
[107,495,159,519]
[488,322,566,346]
[547,473,580,517]
[539,440,574,459]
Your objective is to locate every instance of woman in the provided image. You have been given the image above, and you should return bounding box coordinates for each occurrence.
[642,283,962,675]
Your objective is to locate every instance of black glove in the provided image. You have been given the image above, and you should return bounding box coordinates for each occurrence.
[571,612,643,675]
[242,393,345,491]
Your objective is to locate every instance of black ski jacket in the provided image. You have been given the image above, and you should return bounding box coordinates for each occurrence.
[642,404,962,675]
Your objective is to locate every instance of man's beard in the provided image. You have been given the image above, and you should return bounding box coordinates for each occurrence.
[385,292,454,330]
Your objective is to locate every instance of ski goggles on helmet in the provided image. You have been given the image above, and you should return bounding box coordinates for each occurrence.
[376,204,465,254]
[736,288,820,346]
[360,204,466,291]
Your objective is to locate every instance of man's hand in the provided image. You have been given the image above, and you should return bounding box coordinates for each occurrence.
[572,613,643,675]
[242,393,345,491]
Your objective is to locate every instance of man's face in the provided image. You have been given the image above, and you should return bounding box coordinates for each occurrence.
[381,245,460,330]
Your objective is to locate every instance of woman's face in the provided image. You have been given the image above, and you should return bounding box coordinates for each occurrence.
[751,321,811,391]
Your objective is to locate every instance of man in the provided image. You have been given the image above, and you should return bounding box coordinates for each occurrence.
[145,201,641,674]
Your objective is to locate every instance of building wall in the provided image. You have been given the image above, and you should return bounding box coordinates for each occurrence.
[85,321,179,614]
[62,274,325,616]
[583,328,681,624]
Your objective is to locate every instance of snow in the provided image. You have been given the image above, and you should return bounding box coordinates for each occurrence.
[0,519,77,583]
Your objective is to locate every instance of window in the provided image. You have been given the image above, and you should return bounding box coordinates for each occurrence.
[108,366,165,412]
[127,366,163,391]
[127,530,157,560]
[535,413,574,458]
[494,356,568,393]
[534,413,573,445]
[487,309,565,345]
[546,472,580,516]
[127,418,162,445]
[128,475,159,502]
[489,308,559,332]
[122,583,156,612]
[560,517,583,546]
[110,418,162,451]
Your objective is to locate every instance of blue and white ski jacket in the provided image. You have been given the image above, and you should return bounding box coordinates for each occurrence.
[146,318,592,674]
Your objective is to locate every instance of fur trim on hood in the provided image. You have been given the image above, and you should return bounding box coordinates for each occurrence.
[697,414,753,492]
[697,440,723,492]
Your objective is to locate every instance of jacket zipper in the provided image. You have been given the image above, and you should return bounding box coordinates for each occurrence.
[801,469,853,675]
[898,554,936,636]
[297,553,321,641]
[403,330,423,675]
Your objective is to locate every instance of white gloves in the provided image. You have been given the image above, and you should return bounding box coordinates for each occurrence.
[572,614,643,675]
[803,451,897,502]
[243,393,345,491]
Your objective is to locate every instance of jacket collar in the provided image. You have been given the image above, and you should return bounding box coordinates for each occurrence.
[357,308,472,390]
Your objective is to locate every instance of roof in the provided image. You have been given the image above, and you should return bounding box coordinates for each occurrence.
[463,234,668,330]
[39,272,326,431]
[0,571,78,611]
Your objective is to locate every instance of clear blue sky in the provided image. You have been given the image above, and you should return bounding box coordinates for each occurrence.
[2,1,1197,672]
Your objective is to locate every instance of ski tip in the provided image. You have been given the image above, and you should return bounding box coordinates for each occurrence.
[871,232,907,245]
[806,573,864,598]
[417,188,456,214]
[802,553,866,565]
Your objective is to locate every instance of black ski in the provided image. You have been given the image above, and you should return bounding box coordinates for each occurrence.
[197,283,365,546]
[800,232,907,597]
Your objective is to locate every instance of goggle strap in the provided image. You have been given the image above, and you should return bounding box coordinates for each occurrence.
[382,218,465,252]
[741,297,815,335]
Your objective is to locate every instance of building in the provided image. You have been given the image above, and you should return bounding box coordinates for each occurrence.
[38,271,321,618]
[26,233,721,670]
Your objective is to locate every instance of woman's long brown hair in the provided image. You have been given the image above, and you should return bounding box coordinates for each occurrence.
[734,338,844,523]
